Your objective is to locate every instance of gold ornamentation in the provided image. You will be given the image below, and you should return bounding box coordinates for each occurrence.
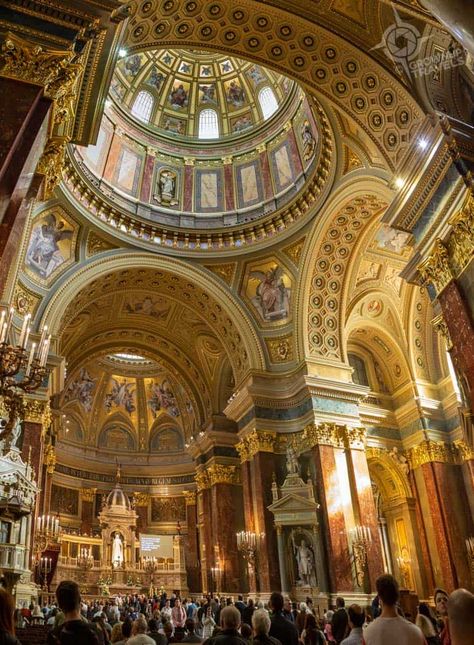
[236,430,276,463]
[406,439,471,469]
[344,146,363,173]
[13,284,40,317]
[86,232,117,257]
[80,487,97,503]
[195,470,210,492]
[299,423,366,450]
[133,492,150,507]
[282,239,305,266]
[453,439,474,462]
[266,336,294,363]
[431,313,453,350]
[44,444,56,474]
[24,399,50,425]
[418,239,453,295]
[204,263,236,285]
[207,464,240,486]
[36,136,69,199]
[448,195,474,274]
[183,491,197,505]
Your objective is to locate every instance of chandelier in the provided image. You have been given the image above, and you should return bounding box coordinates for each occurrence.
[0,307,51,440]
[77,547,94,570]
[34,514,61,560]
[236,531,265,569]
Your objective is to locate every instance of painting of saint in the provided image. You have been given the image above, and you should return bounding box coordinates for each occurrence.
[249,264,291,322]
[199,84,217,105]
[169,82,189,109]
[146,67,166,90]
[64,368,97,412]
[301,119,317,161]
[154,168,178,205]
[120,54,143,79]
[246,65,265,85]
[110,78,126,101]
[105,378,136,415]
[162,116,186,135]
[25,212,75,279]
[226,80,246,108]
[148,380,180,418]
[231,114,252,133]
[125,296,169,319]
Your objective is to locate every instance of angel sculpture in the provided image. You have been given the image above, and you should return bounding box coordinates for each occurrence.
[105,378,136,414]
[250,266,290,321]
[26,213,74,278]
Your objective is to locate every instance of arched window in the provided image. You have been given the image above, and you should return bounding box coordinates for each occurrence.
[131,90,154,123]
[198,109,219,139]
[258,86,279,120]
[348,353,370,387]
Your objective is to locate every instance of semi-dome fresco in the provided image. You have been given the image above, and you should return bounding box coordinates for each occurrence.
[67,48,329,237]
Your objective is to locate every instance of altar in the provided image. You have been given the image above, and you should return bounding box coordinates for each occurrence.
[52,473,188,597]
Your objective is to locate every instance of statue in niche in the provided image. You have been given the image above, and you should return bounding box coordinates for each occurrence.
[301,119,316,161]
[286,446,300,476]
[112,532,124,567]
[292,534,316,587]
[154,169,178,206]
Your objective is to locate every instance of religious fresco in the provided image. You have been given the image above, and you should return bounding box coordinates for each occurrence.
[161,115,187,135]
[230,113,252,133]
[118,53,144,80]
[246,65,266,86]
[104,377,136,415]
[123,295,170,319]
[374,224,411,254]
[146,379,180,418]
[168,81,190,109]
[51,484,79,516]
[270,140,295,193]
[245,260,292,323]
[151,496,186,522]
[62,416,84,443]
[225,79,247,109]
[145,67,166,91]
[195,169,224,212]
[64,367,97,412]
[150,427,184,452]
[98,425,136,451]
[199,84,218,105]
[25,210,77,282]
[235,160,264,208]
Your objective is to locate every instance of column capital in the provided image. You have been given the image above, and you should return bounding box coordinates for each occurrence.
[44,444,56,474]
[407,439,473,469]
[80,487,97,503]
[431,313,453,350]
[236,430,276,463]
[23,398,51,426]
[183,490,196,505]
[195,463,241,491]
[297,422,366,451]
[132,492,150,507]
[418,239,454,295]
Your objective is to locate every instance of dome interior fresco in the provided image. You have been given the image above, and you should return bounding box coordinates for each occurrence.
[111,49,297,140]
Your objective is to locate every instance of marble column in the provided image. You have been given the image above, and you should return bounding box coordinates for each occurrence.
[420,1,474,53]
[197,486,213,593]
[276,526,289,593]
[80,489,96,534]
[184,492,200,593]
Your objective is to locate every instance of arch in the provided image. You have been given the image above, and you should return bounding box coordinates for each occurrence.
[98,421,137,451]
[131,90,154,122]
[123,0,424,169]
[198,109,219,139]
[258,86,278,120]
[347,352,370,387]
[149,424,184,452]
[366,448,412,504]
[39,252,266,382]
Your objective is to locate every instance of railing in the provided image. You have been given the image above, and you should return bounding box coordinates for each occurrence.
[57,556,182,571]
[0,543,27,571]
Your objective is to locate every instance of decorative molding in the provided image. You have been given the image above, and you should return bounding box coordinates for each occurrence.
[195,464,241,489]
[343,146,363,173]
[203,263,236,285]
[132,492,150,507]
[183,490,197,505]
[36,136,70,200]
[447,194,474,275]
[24,399,51,426]
[80,487,97,503]
[236,430,277,463]
[265,335,294,363]
[431,313,453,350]
[86,232,118,257]
[44,444,56,474]
[282,238,305,266]
[13,283,41,317]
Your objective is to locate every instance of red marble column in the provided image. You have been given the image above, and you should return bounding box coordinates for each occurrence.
[81,499,94,534]
[350,450,384,590]
[409,470,436,593]
[198,488,213,593]
[249,452,281,592]
[0,78,51,292]
[135,504,148,533]
[312,445,353,592]
[286,127,304,175]
[21,420,44,570]
[259,151,273,202]
[140,154,155,202]
[183,164,194,212]
[185,499,200,593]
[210,482,243,594]
[103,132,121,183]
[438,281,474,405]
[223,163,234,211]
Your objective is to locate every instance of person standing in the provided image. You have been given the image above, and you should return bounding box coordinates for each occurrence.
[362,575,424,645]
[341,605,364,645]
[55,580,102,644]
[434,588,450,645]
[0,589,22,645]
[204,606,248,645]
[447,589,474,645]
[268,593,299,645]
[332,598,348,645]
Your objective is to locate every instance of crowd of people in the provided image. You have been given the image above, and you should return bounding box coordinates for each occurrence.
[0,575,472,645]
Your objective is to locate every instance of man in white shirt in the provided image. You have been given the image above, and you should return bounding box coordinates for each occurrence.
[363,574,425,645]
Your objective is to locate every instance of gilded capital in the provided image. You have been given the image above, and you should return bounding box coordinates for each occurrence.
[183,490,197,505]
[24,399,51,425]
[301,423,366,450]
[36,136,69,199]
[431,313,453,350]
[236,430,276,463]
[418,239,453,295]
[408,440,456,469]
[195,470,210,492]
[44,444,56,474]
[80,487,97,503]
[448,196,474,275]
[207,464,241,487]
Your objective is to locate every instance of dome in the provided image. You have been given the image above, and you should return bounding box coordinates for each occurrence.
[106,482,131,511]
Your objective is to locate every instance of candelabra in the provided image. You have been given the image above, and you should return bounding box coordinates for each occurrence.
[210,563,222,594]
[349,525,372,588]
[34,514,61,561]
[77,547,94,570]
[0,306,51,440]
[142,556,159,573]
[236,531,264,569]
[37,555,52,590]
